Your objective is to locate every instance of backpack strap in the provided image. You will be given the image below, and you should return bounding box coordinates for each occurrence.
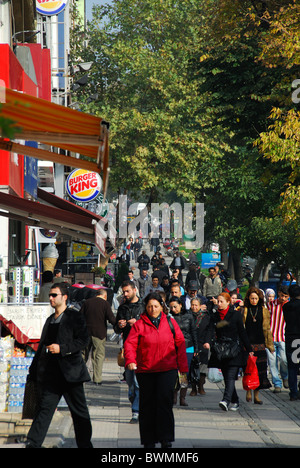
[167,316,178,355]
[167,316,176,339]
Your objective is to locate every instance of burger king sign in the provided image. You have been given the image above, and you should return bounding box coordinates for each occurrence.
[36,0,68,16]
[66,169,102,203]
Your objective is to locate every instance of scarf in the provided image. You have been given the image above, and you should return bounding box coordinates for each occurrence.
[195,310,207,328]
[218,305,230,321]
[146,312,162,328]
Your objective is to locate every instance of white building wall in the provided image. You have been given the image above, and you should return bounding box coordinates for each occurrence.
[0,0,12,46]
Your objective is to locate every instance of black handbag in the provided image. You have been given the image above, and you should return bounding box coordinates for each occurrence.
[188,355,201,384]
[22,376,39,420]
[213,336,241,361]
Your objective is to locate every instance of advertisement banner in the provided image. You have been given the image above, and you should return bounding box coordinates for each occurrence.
[201,253,221,269]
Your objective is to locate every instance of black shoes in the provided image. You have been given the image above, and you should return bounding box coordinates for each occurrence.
[143,441,173,449]
[161,441,172,448]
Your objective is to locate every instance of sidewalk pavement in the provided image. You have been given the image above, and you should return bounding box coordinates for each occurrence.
[3,333,300,449]
[46,337,300,449]
[4,244,300,449]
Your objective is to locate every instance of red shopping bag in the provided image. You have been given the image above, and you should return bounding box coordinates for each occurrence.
[242,355,260,390]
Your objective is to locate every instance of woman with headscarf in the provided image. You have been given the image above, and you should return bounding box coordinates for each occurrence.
[265,288,276,309]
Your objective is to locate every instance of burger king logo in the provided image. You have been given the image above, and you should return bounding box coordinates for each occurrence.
[36,0,68,16]
[66,169,102,203]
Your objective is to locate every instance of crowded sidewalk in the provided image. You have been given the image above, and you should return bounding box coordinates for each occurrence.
[3,241,299,449]
[56,334,300,449]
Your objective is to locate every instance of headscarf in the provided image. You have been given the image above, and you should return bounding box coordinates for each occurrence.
[265,288,275,301]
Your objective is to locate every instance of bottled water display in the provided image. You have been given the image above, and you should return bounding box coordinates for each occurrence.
[8,357,33,413]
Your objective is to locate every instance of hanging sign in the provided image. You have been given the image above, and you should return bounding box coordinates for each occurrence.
[66,169,102,203]
[36,0,69,16]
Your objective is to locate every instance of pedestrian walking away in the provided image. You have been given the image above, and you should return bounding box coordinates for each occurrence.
[81,288,116,385]
[124,292,188,449]
[25,282,93,448]
[204,292,253,412]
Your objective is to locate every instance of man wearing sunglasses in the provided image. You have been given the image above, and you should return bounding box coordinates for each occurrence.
[25,282,93,448]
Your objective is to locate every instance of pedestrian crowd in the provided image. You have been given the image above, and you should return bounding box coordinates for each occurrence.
[113,241,300,448]
[24,240,300,449]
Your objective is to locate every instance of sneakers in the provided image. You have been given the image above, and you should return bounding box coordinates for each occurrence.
[219,401,228,411]
[229,403,240,411]
[130,413,139,424]
[219,401,239,411]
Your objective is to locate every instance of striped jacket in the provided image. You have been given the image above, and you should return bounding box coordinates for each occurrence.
[268,299,287,342]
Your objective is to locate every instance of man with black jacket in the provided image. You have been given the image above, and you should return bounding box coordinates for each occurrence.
[283,284,300,401]
[25,282,92,448]
[114,280,144,423]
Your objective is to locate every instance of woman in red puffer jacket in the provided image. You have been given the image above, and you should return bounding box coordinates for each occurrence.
[124,292,188,449]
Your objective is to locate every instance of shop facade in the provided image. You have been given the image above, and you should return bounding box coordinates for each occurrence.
[0,1,110,413]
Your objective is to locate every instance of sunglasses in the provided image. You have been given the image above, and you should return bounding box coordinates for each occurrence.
[49,293,62,298]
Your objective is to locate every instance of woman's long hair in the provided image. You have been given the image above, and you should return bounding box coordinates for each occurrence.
[244,287,264,308]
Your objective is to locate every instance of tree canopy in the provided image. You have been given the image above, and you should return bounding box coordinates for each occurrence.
[70,0,300,279]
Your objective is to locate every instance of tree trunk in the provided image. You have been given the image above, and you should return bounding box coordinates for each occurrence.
[250,257,265,287]
[231,248,243,283]
[262,263,272,281]
[220,239,228,270]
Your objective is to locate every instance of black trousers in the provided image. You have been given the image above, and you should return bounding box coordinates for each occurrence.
[136,369,178,446]
[27,374,92,448]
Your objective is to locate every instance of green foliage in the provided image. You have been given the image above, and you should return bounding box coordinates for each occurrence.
[188,0,299,271]
[70,0,209,200]
[69,0,299,275]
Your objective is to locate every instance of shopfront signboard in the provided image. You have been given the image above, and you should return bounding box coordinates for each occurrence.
[66,169,102,203]
[36,0,68,16]
[0,304,53,340]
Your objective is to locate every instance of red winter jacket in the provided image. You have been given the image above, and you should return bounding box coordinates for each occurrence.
[124,312,189,374]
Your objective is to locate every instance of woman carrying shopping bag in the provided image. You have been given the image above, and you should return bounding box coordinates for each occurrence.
[204,293,253,412]
[242,287,274,404]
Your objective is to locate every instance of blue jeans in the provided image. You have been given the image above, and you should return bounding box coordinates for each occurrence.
[125,368,139,414]
[266,342,288,388]
[220,365,240,405]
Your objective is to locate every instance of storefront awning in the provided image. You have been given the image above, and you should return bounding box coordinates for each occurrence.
[0,190,104,244]
[0,87,110,196]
